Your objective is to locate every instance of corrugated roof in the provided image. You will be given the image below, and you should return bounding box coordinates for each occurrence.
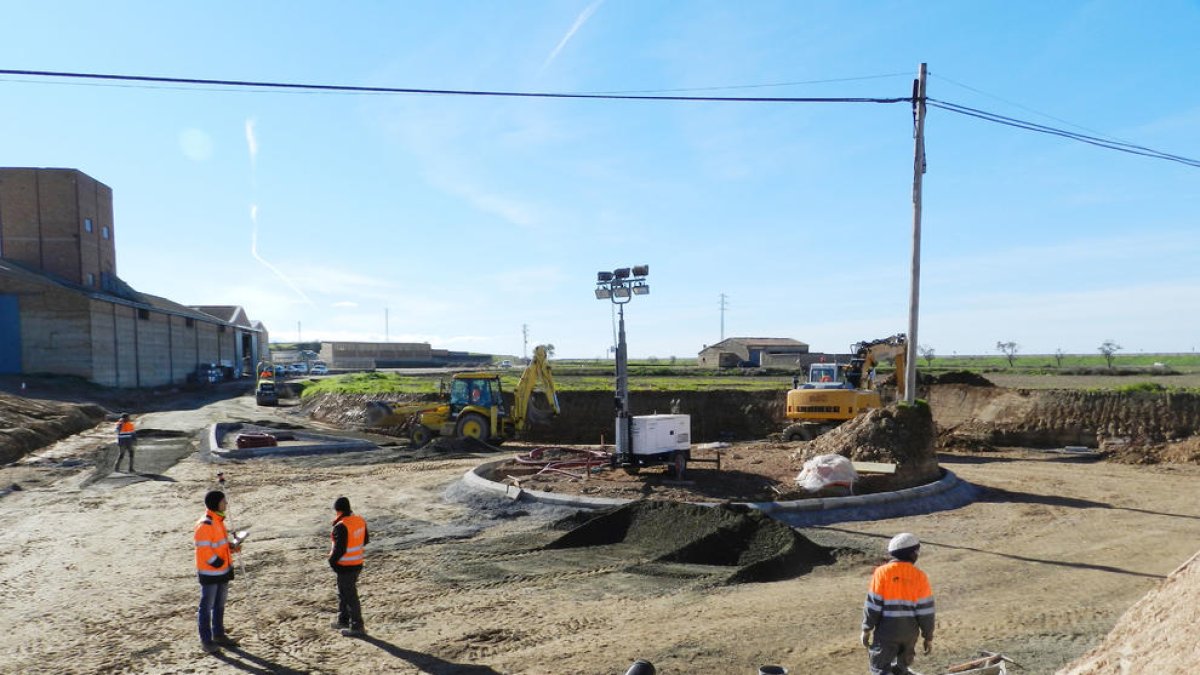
[705,337,809,349]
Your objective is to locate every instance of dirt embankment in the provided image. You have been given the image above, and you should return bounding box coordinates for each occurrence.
[801,401,940,489]
[0,392,107,464]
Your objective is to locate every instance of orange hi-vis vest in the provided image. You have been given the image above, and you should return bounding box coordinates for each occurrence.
[862,560,935,639]
[117,420,135,440]
[332,514,367,566]
[194,510,233,577]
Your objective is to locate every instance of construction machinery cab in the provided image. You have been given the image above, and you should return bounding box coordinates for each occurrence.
[451,377,500,412]
[805,362,848,389]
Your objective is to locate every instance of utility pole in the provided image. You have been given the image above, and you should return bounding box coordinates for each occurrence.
[904,62,927,404]
[297,321,302,344]
[719,293,728,341]
[384,307,389,342]
[522,324,529,361]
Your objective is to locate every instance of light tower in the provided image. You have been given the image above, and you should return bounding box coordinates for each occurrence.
[594,264,649,466]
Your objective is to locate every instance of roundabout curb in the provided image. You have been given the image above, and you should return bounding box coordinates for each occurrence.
[462,459,978,526]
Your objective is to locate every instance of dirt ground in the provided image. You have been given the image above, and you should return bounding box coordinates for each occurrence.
[3,387,1200,674]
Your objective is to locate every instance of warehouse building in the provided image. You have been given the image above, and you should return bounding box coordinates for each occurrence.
[0,168,268,386]
[318,341,490,370]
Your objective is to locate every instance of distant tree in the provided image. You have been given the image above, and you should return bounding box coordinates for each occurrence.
[647,355,660,364]
[918,344,936,367]
[1098,340,1122,369]
[1053,348,1065,368]
[669,355,677,365]
[996,341,1020,367]
[541,343,556,358]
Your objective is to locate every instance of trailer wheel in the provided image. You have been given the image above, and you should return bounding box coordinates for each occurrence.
[672,451,686,479]
[455,412,491,443]
[410,425,433,448]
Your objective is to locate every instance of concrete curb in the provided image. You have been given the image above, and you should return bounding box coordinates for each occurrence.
[461,460,977,526]
[206,423,377,460]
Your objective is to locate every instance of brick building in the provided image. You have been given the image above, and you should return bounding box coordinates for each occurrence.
[0,168,268,386]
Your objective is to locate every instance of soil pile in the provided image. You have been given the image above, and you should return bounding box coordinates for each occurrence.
[1058,550,1200,674]
[0,392,107,464]
[546,500,834,583]
[801,402,939,489]
[932,371,995,386]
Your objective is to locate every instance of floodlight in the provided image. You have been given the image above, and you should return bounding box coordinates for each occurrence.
[632,264,649,277]
[597,271,614,282]
[632,284,649,295]
[613,286,632,299]
[613,267,631,280]
[595,288,612,299]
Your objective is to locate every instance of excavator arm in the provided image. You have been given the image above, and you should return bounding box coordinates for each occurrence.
[856,334,908,398]
[512,345,560,431]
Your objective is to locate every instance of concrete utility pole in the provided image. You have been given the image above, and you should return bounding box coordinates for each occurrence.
[522,324,529,361]
[719,293,728,341]
[297,321,302,343]
[904,62,927,404]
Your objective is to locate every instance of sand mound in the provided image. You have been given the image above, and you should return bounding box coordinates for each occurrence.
[1058,550,1200,673]
[545,500,833,584]
[801,401,940,489]
[0,393,108,464]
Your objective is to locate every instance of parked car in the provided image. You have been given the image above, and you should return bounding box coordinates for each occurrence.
[499,360,513,369]
[310,362,328,375]
[288,362,309,374]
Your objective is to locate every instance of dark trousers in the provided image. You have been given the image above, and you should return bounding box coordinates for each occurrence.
[116,438,135,471]
[198,581,228,644]
[868,633,918,675]
[335,566,364,629]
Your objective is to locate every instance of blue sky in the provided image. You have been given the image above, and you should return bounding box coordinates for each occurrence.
[2,1,1197,359]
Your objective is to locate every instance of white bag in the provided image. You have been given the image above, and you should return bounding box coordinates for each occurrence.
[795,454,857,492]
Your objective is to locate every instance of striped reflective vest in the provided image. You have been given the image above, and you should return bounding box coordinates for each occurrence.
[194,510,233,578]
[117,420,135,440]
[332,514,367,566]
[862,560,935,640]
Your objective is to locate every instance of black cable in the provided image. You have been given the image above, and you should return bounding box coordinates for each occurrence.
[928,99,1200,169]
[0,68,907,104]
[579,71,911,95]
[929,71,1127,143]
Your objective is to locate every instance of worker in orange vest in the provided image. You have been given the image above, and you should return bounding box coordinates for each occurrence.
[195,490,241,653]
[114,413,136,472]
[861,533,935,675]
[329,496,369,636]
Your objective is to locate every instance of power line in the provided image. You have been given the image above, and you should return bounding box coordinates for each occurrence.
[580,71,911,95]
[929,71,1130,143]
[928,99,1200,169]
[0,68,908,104]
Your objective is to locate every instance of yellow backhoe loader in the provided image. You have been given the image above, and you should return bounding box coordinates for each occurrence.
[364,345,560,447]
[781,333,907,441]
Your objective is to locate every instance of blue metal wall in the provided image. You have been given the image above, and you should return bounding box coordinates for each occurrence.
[0,295,20,373]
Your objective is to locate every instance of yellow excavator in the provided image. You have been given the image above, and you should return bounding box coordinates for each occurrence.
[364,345,560,447]
[781,333,907,441]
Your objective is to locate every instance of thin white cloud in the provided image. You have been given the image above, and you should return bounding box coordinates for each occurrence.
[541,0,604,73]
[244,118,258,166]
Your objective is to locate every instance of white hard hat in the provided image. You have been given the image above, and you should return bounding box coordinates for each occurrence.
[888,532,921,552]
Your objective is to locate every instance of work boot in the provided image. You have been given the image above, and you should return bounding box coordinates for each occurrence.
[200,641,219,654]
[340,627,366,637]
[330,620,349,630]
[213,635,239,647]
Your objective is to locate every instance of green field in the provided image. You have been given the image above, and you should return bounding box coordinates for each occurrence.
[298,353,1200,397]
